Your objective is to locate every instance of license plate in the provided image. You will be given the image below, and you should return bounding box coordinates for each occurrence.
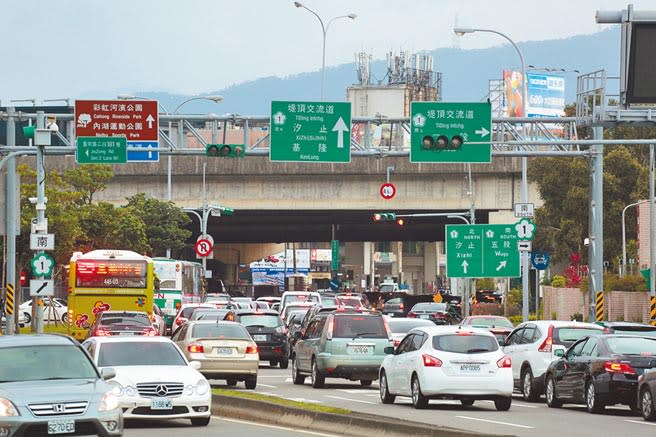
[460,364,481,373]
[253,335,267,341]
[118,331,134,335]
[419,314,430,319]
[386,313,395,317]
[48,420,75,435]
[215,347,233,355]
[349,345,372,354]
[151,398,172,410]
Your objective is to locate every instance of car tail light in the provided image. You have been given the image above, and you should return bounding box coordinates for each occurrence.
[326,317,335,340]
[422,354,442,367]
[176,317,187,326]
[407,312,416,318]
[604,361,636,375]
[143,328,158,336]
[94,328,110,336]
[399,303,405,311]
[497,356,512,368]
[188,343,204,353]
[246,345,259,354]
[538,324,554,352]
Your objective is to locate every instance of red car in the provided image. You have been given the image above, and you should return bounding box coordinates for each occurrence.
[461,315,514,342]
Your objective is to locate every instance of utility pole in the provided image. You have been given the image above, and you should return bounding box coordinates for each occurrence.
[4,107,17,335]
[33,112,48,334]
[588,126,604,322]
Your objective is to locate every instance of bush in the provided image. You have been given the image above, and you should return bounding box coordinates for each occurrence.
[571,312,583,322]
[508,314,537,326]
[551,275,567,288]
[605,274,647,292]
[475,278,496,291]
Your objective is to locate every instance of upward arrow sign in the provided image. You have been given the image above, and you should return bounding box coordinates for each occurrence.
[332,117,349,149]
[146,114,155,129]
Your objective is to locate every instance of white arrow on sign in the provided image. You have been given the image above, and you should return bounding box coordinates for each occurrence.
[146,114,155,129]
[461,260,469,274]
[332,117,349,148]
[496,261,507,271]
[475,127,490,138]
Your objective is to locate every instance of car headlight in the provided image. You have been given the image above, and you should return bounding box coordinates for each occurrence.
[195,379,210,396]
[184,385,194,396]
[0,398,19,417]
[124,386,137,397]
[98,392,119,412]
[108,382,124,396]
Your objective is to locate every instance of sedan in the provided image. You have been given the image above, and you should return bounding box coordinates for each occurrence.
[461,315,514,343]
[545,335,656,413]
[379,325,513,410]
[385,317,434,348]
[87,311,158,338]
[407,302,451,325]
[172,321,259,388]
[83,336,212,426]
[19,297,68,324]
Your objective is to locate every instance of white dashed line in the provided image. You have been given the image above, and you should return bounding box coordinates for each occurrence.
[325,395,377,405]
[214,416,338,436]
[456,416,535,429]
[625,420,656,427]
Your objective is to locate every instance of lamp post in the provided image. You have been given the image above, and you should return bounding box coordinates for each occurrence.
[454,27,531,322]
[293,2,356,99]
[622,200,648,277]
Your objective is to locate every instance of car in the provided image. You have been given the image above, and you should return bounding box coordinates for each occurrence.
[461,315,514,343]
[189,308,236,322]
[0,334,123,437]
[254,301,270,310]
[596,321,656,337]
[638,353,656,421]
[19,297,68,324]
[335,294,366,310]
[379,325,513,410]
[152,304,167,336]
[280,291,320,315]
[235,310,289,368]
[87,311,158,338]
[82,336,211,426]
[381,297,407,318]
[1,311,28,328]
[172,304,215,331]
[545,335,656,413]
[281,302,316,322]
[231,297,254,309]
[256,296,281,306]
[378,282,400,293]
[407,302,452,325]
[172,320,259,389]
[318,293,337,307]
[204,293,231,304]
[292,309,393,387]
[502,320,604,401]
[385,317,435,348]
[290,305,338,357]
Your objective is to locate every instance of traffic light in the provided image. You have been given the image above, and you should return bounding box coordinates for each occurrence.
[220,206,234,216]
[23,126,36,139]
[373,212,396,222]
[20,270,27,287]
[396,218,405,226]
[205,144,245,158]
[421,134,464,151]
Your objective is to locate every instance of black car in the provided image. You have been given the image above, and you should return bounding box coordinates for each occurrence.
[596,321,656,337]
[544,334,656,413]
[236,309,289,368]
[407,302,451,325]
[638,360,656,421]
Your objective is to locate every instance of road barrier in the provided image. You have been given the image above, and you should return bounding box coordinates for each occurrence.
[595,291,604,322]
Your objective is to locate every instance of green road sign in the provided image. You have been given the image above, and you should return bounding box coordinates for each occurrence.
[331,239,339,271]
[446,223,521,278]
[410,102,492,163]
[270,101,351,163]
[76,136,127,164]
[31,252,55,277]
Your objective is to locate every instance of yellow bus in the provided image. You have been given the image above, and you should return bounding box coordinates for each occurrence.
[67,250,155,340]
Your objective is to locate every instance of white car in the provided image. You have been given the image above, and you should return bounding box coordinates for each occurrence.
[19,297,68,324]
[385,317,434,348]
[501,320,604,401]
[379,325,513,410]
[82,336,212,426]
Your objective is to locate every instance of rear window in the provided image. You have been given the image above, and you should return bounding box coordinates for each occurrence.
[469,317,513,329]
[333,315,387,338]
[379,284,396,293]
[384,298,401,305]
[321,297,337,306]
[191,324,250,339]
[336,297,362,307]
[191,310,228,320]
[182,307,201,318]
[432,334,498,354]
[100,315,150,326]
[413,303,447,312]
[606,337,656,355]
[283,294,319,307]
[388,319,433,333]
[554,327,602,346]
[612,327,656,337]
[239,314,283,328]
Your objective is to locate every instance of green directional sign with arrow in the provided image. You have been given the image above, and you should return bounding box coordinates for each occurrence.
[76,136,127,164]
[446,223,521,278]
[410,102,492,163]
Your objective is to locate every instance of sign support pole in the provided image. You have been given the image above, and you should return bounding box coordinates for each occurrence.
[4,107,17,335]
[588,127,604,323]
[33,112,47,334]
[650,144,656,325]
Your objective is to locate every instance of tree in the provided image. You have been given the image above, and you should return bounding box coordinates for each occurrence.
[76,202,149,253]
[64,165,114,205]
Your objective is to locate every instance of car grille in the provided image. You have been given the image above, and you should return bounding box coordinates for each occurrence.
[136,382,184,398]
[28,401,88,417]
[132,406,189,415]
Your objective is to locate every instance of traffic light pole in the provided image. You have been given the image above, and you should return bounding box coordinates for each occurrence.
[33,112,47,334]
[3,107,17,335]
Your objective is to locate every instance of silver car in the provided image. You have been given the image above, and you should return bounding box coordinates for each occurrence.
[0,334,122,437]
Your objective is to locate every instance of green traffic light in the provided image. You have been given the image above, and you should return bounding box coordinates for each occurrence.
[23,126,36,139]
[373,212,396,221]
[205,144,245,158]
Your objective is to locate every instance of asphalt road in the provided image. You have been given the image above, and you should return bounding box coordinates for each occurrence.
[206,364,656,437]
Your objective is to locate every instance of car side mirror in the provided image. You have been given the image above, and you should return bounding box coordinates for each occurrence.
[189,361,201,371]
[554,349,565,358]
[384,346,395,355]
[100,368,116,381]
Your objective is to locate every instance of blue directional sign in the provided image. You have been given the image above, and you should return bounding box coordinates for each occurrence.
[531,251,550,270]
[127,141,159,162]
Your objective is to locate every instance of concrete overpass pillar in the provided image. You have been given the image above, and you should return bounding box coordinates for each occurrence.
[392,242,403,285]
[424,242,438,291]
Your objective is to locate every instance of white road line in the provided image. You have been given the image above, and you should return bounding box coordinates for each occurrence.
[257,383,278,389]
[257,391,323,403]
[625,420,656,427]
[337,389,378,394]
[257,375,290,378]
[456,416,535,429]
[213,416,338,436]
[325,395,377,405]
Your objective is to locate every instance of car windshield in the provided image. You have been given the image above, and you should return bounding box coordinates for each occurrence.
[97,341,187,367]
[321,297,337,306]
[554,327,602,346]
[336,297,362,307]
[388,319,433,333]
[0,345,98,382]
[333,315,387,338]
[432,334,498,354]
[606,337,656,355]
[611,326,656,337]
[413,303,447,312]
[379,285,395,293]
[191,310,228,321]
[100,315,150,326]
[191,324,250,339]
[283,294,319,307]
[239,314,282,328]
[469,317,513,328]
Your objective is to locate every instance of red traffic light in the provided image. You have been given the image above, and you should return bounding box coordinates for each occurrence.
[20,270,27,286]
[373,213,382,222]
[396,218,405,226]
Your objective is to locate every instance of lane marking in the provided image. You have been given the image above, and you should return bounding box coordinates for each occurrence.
[337,389,378,394]
[213,416,338,436]
[258,391,322,404]
[625,420,656,427]
[325,395,377,405]
[257,383,278,389]
[456,416,535,429]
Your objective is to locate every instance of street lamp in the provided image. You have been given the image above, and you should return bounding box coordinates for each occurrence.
[454,27,531,321]
[294,2,356,99]
[622,200,648,277]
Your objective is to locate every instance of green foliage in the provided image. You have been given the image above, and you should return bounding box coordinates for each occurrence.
[571,313,584,322]
[605,274,647,292]
[509,314,537,325]
[551,275,567,288]
[64,165,113,205]
[475,278,495,291]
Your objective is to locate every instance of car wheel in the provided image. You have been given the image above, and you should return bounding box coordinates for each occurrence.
[292,355,306,385]
[61,313,68,323]
[521,367,539,402]
[279,358,289,369]
[494,396,512,411]
[585,381,604,414]
[411,375,428,409]
[545,376,563,408]
[191,417,211,426]
[641,387,656,421]
[460,399,475,407]
[269,360,277,367]
[311,359,325,388]
[379,371,395,404]
[360,379,373,387]
[245,376,257,390]
[226,377,237,387]
[23,312,31,324]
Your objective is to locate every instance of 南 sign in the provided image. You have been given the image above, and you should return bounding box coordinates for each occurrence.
[380,182,397,200]
[31,253,55,277]
[514,203,535,218]
[195,239,213,257]
[30,279,54,297]
[270,101,351,163]
[75,99,159,162]
[410,102,492,163]
[30,233,55,251]
[76,136,127,164]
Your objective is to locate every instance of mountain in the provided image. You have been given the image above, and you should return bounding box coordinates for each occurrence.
[138,28,620,115]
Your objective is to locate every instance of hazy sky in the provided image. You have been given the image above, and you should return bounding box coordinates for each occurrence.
[0,0,651,102]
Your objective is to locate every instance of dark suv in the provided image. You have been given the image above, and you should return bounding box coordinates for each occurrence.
[236,310,289,368]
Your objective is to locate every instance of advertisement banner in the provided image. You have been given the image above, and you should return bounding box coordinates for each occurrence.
[503,70,524,117]
[311,249,332,262]
[526,73,565,117]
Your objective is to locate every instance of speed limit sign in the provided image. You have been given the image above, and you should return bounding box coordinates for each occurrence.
[195,239,213,257]
[380,182,397,200]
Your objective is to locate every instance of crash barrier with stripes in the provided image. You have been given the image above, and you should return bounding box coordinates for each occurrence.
[4,283,14,316]
[651,295,656,326]
[595,291,604,322]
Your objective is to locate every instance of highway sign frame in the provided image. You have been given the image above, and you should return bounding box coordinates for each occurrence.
[76,136,127,164]
[195,239,213,257]
[410,102,492,163]
[380,182,397,200]
[270,101,351,163]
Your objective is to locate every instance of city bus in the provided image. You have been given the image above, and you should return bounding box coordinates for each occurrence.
[67,250,155,340]
[152,258,205,329]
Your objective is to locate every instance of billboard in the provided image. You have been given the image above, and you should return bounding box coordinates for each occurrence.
[526,73,565,117]
[503,70,524,117]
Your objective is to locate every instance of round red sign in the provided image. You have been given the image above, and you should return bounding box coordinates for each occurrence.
[380,182,397,200]
[195,239,213,257]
